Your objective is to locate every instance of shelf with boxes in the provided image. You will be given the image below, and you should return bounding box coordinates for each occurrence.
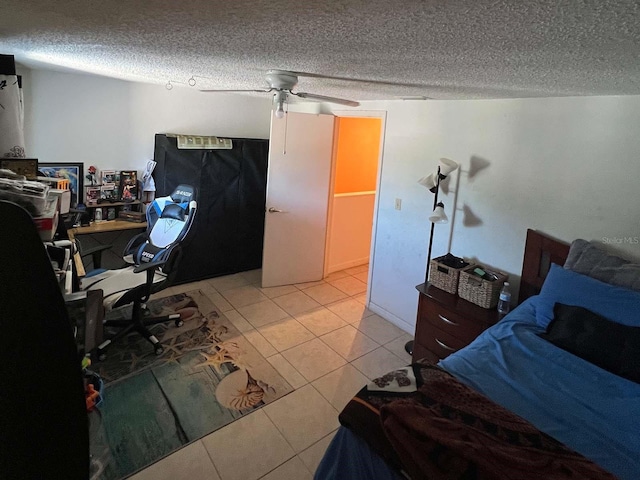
[82,200,145,223]
[82,168,144,223]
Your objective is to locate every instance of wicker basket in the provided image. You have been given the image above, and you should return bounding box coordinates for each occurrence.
[457,265,508,309]
[428,255,471,294]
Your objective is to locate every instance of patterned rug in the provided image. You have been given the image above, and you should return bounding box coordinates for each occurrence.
[88,290,293,480]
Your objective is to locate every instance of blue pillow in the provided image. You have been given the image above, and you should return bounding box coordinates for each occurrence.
[536,264,640,328]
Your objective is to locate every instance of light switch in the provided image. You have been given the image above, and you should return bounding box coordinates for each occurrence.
[395,198,402,210]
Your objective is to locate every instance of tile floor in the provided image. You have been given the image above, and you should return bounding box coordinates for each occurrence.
[130,264,412,480]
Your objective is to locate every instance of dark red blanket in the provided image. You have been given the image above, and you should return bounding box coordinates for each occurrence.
[339,363,616,480]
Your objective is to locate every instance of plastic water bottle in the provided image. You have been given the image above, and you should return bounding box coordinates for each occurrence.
[497,282,511,315]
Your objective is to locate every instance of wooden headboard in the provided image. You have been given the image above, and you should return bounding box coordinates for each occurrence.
[519,229,571,302]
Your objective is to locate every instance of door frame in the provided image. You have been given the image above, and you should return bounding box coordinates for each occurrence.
[324,110,387,305]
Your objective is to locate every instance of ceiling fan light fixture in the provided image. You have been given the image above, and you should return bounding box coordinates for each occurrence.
[274,90,287,119]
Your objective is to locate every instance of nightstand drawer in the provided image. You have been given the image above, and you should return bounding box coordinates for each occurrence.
[420,324,470,360]
[413,284,500,364]
[423,299,487,341]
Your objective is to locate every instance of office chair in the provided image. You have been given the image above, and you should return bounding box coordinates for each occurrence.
[0,200,89,479]
[80,184,197,359]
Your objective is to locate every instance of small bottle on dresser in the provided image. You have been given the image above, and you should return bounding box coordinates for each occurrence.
[497,281,511,315]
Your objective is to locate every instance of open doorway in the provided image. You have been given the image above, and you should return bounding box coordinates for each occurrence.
[325,114,384,296]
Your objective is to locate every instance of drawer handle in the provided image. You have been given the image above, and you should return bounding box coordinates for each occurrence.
[435,338,456,351]
[438,314,458,326]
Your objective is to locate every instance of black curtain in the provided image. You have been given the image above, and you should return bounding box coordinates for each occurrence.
[153,134,269,283]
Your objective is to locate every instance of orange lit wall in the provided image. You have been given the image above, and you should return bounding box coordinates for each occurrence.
[334,117,381,193]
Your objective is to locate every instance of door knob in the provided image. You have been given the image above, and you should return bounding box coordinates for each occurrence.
[268,207,284,213]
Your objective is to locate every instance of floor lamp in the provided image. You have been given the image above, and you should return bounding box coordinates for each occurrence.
[405,158,459,355]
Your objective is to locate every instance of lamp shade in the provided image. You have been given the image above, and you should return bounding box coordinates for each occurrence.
[438,158,459,178]
[429,202,448,223]
[417,173,438,193]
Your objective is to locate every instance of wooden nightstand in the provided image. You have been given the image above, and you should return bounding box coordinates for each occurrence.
[412,283,501,363]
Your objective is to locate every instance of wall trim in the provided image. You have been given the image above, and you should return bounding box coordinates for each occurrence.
[368,301,414,335]
[326,257,369,274]
[334,191,376,198]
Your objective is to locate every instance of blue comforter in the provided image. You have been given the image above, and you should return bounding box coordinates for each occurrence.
[440,296,640,480]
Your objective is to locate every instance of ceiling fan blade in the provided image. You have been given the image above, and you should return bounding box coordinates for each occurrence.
[290,71,434,89]
[200,88,273,93]
[293,91,360,107]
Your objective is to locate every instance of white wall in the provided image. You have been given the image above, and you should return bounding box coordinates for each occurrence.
[21,68,640,335]
[22,68,272,174]
[343,96,640,333]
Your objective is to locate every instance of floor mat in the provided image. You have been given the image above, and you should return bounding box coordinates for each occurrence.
[87,289,293,480]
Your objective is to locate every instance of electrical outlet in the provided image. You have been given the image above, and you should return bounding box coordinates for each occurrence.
[395,198,402,210]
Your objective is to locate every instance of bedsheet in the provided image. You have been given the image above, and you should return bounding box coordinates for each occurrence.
[439,296,640,480]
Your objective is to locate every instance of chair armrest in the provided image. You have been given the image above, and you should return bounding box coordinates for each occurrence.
[124,232,149,256]
[133,260,167,274]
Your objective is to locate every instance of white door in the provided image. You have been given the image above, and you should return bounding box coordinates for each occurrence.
[262,111,336,287]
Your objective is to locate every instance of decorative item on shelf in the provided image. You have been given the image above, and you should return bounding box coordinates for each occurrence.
[101,170,116,185]
[85,165,97,186]
[118,170,138,202]
[457,264,508,309]
[141,160,157,204]
[85,186,100,205]
[100,183,117,202]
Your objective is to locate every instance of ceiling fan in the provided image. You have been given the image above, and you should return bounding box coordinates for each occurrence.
[201,69,360,118]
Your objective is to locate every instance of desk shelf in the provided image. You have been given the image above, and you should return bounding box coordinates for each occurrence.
[85,200,142,208]
[83,200,143,222]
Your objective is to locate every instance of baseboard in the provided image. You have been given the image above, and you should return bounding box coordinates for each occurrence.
[326,257,369,274]
[367,301,414,335]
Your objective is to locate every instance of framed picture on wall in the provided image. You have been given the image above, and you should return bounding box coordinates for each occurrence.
[0,157,39,179]
[39,162,84,207]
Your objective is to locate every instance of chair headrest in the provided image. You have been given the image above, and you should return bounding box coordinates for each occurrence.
[160,203,186,221]
[170,184,195,204]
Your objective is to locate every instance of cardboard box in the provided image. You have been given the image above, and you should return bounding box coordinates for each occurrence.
[118,210,145,222]
[48,188,71,214]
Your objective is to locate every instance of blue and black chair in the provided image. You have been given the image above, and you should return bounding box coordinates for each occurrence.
[81,184,197,359]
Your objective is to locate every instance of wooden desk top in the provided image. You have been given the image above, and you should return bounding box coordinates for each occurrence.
[70,220,147,236]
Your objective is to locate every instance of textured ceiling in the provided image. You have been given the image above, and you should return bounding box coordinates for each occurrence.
[1,0,639,100]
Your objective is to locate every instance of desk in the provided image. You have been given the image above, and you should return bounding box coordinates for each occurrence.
[69,220,147,271]
[70,219,147,236]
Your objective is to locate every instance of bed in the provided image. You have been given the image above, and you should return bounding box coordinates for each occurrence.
[315,230,640,480]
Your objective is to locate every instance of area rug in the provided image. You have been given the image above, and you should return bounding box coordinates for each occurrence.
[87,289,293,480]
